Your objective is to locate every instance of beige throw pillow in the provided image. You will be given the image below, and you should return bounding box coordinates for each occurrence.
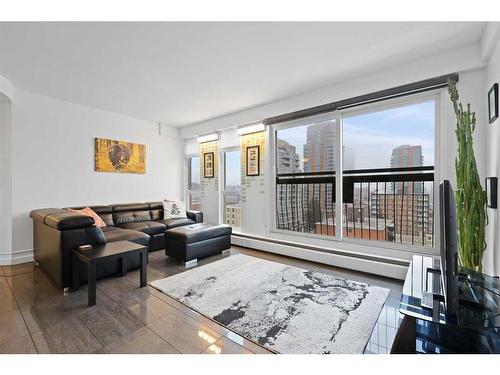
[163,200,187,219]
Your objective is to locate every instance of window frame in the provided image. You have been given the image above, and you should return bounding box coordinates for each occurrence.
[269,89,443,255]
[185,154,201,211]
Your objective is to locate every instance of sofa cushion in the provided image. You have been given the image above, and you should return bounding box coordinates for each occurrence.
[111,203,149,212]
[101,226,149,246]
[158,218,195,230]
[164,223,231,244]
[117,221,167,236]
[147,202,164,221]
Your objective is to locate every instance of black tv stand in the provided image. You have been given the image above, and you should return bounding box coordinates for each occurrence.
[392,255,500,353]
[422,267,484,308]
[457,274,486,308]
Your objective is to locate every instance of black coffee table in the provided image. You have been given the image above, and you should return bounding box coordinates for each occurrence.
[72,240,148,306]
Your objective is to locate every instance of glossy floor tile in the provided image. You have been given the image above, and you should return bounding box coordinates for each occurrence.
[202,336,253,354]
[31,317,103,354]
[78,298,146,345]
[0,335,37,354]
[148,310,222,353]
[0,290,18,314]
[0,245,403,354]
[0,309,30,346]
[103,327,179,354]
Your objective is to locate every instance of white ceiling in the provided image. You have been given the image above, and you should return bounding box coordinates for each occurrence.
[0,22,486,127]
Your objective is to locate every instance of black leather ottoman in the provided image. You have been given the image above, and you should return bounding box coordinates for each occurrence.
[164,223,232,264]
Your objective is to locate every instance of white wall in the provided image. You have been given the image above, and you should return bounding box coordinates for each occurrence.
[9,89,182,263]
[0,99,12,264]
[484,38,500,276]
[180,42,485,139]
[0,73,14,102]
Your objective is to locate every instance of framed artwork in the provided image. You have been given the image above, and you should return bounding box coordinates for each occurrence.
[486,177,497,209]
[94,138,146,174]
[246,145,260,176]
[203,152,214,178]
[488,83,498,124]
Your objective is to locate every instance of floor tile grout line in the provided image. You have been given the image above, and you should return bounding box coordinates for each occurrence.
[95,280,148,326]
[143,325,182,354]
[78,315,107,352]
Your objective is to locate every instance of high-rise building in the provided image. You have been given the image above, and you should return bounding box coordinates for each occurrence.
[301,122,336,231]
[391,144,423,168]
[225,204,241,228]
[277,139,301,174]
[276,139,303,231]
[390,145,424,194]
[369,193,433,246]
[303,121,336,172]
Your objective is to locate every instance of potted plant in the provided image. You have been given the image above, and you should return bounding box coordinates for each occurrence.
[447,79,488,272]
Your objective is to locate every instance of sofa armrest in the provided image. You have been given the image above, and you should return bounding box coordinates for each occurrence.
[186,210,203,223]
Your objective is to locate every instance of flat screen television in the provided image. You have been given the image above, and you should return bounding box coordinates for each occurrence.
[439,180,459,315]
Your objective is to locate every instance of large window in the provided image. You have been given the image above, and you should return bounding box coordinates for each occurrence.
[274,95,437,249]
[187,156,201,210]
[222,150,241,229]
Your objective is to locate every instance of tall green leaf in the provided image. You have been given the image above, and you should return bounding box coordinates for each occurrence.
[447,79,487,271]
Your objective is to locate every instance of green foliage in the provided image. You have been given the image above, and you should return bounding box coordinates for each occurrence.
[447,79,487,272]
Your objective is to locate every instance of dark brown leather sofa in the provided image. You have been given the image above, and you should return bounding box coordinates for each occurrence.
[30,202,203,289]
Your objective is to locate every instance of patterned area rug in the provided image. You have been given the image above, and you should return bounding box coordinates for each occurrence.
[150,254,389,354]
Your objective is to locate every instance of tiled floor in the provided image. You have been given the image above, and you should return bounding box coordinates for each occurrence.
[0,245,403,354]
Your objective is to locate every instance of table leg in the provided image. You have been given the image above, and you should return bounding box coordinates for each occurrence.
[88,262,97,306]
[72,255,79,291]
[140,250,147,288]
[121,257,127,277]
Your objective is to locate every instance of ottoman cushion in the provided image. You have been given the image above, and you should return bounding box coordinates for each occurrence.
[165,223,232,244]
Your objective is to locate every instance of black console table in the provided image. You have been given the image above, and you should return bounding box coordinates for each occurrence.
[72,241,148,306]
[392,255,500,353]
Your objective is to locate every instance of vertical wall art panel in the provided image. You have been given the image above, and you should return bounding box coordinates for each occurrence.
[240,131,267,235]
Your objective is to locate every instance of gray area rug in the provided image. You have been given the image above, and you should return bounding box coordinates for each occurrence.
[150,254,389,354]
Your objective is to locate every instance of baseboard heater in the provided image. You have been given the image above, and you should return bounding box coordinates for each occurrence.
[231,232,411,279]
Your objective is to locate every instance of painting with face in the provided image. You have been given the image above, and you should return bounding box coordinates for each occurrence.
[95,137,146,173]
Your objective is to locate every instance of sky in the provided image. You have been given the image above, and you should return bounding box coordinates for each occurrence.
[277,100,435,170]
[224,150,241,187]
